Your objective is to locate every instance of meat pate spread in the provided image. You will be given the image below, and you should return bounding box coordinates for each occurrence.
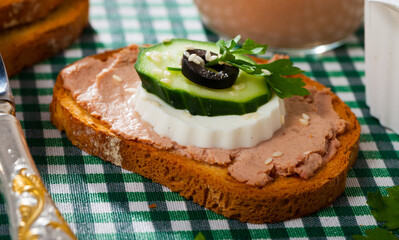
[62,46,347,186]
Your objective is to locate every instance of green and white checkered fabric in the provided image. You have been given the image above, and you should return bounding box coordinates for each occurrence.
[1,0,398,239]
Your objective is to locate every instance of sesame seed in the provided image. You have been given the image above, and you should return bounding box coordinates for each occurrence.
[262,69,271,75]
[272,151,283,157]
[112,74,122,82]
[160,78,171,83]
[185,45,195,50]
[302,113,310,120]
[299,118,309,126]
[209,55,218,62]
[195,56,205,66]
[193,59,201,65]
[205,50,211,61]
[265,158,273,165]
[183,51,190,57]
[188,53,197,62]
[232,83,245,91]
[195,55,203,61]
[304,151,311,155]
[125,88,137,94]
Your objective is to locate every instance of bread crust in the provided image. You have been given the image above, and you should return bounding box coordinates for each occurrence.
[50,46,360,223]
[0,0,88,76]
[0,0,64,31]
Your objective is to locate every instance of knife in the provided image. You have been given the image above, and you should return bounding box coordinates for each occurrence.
[0,55,76,240]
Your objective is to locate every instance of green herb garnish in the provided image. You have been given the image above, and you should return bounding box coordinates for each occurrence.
[206,35,309,98]
[353,228,398,240]
[352,186,399,240]
[367,186,399,230]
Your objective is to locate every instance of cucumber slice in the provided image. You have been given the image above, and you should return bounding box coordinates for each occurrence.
[134,39,271,116]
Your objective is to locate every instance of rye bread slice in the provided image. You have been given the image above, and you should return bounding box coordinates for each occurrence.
[0,0,64,30]
[0,0,88,76]
[50,45,360,223]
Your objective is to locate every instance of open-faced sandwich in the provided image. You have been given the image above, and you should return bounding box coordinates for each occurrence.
[50,37,360,223]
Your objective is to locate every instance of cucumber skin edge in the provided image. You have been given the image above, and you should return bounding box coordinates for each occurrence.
[137,70,271,116]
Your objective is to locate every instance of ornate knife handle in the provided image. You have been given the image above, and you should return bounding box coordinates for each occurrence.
[0,113,76,240]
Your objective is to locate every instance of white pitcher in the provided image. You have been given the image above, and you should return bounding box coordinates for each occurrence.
[365,0,399,133]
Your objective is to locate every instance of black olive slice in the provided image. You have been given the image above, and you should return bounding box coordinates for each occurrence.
[181,49,239,89]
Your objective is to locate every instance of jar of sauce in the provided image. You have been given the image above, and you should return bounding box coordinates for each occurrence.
[194,0,364,54]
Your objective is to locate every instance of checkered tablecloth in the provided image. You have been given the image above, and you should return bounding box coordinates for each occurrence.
[1,0,398,239]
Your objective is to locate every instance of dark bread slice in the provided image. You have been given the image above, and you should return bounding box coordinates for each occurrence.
[0,0,64,30]
[50,45,360,223]
[0,0,88,76]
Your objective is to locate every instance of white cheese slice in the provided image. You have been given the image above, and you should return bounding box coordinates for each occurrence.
[132,84,285,149]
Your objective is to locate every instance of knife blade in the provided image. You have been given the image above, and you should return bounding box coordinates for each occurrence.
[0,55,76,240]
[0,55,14,115]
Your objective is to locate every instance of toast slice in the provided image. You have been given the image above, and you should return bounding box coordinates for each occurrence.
[50,46,361,223]
[0,0,88,76]
[0,0,64,30]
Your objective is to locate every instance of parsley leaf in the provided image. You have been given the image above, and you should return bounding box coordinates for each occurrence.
[260,59,308,98]
[225,35,241,50]
[259,59,303,76]
[206,35,309,98]
[353,186,399,240]
[267,74,309,99]
[367,186,399,230]
[352,228,398,240]
[232,38,268,55]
